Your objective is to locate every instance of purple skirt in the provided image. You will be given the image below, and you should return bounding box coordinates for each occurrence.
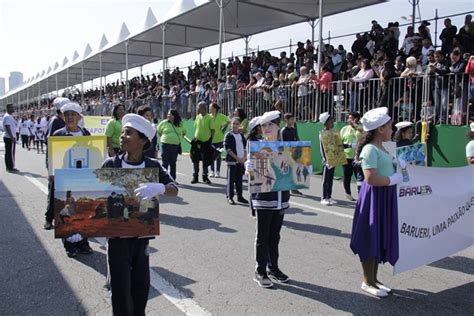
[350,182,399,265]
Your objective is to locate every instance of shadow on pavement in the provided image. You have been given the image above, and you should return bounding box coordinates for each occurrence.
[150,266,198,299]
[285,207,319,217]
[160,213,237,233]
[427,255,474,275]
[283,220,351,239]
[0,180,87,315]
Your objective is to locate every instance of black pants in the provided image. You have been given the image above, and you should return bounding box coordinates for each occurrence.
[21,135,29,148]
[108,238,150,316]
[342,158,354,195]
[255,210,285,274]
[3,137,15,170]
[63,237,89,252]
[193,161,209,179]
[226,163,244,199]
[210,142,223,173]
[161,143,179,180]
[322,165,335,200]
[45,180,55,223]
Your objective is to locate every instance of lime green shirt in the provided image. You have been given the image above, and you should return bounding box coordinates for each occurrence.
[466,140,474,158]
[105,119,122,148]
[157,120,187,145]
[340,125,362,159]
[210,113,230,143]
[360,144,395,177]
[194,113,213,142]
[240,118,249,134]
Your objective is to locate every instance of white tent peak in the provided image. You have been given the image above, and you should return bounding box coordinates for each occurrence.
[72,50,80,61]
[40,70,46,77]
[47,66,52,74]
[99,34,109,50]
[83,43,93,58]
[53,62,60,70]
[62,57,69,67]
[143,7,158,31]
[163,0,197,22]
[117,22,130,43]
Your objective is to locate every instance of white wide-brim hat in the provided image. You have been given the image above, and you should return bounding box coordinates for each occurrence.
[53,97,71,110]
[60,102,82,115]
[122,113,156,142]
[319,112,330,124]
[395,121,413,130]
[259,111,281,125]
[249,116,261,130]
[361,107,391,131]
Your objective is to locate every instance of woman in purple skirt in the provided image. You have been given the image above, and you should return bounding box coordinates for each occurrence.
[350,107,403,298]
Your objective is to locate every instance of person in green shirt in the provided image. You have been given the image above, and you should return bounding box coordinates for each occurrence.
[209,102,230,178]
[191,101,214,184]
[105,103,126,157]
[340,112,364,201]
[157,109,187,181]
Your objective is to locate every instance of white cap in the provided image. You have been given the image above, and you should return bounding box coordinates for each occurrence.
[259,111,281,125]
[60,102,82,115]
[122,114,156,142]
[470,122,474,132]
[53,97,71,110]
[406,56,417,67]
[319,112,330,124]
[395,121,413,130]
[361,107,391,131]
[248,116,261,130]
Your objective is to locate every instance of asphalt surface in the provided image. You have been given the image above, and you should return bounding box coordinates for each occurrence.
[0,139,473,315]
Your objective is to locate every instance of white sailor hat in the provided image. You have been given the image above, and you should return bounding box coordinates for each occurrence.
[248,116,261,130]
[319,112,331,124]
[470,122,474,132]
[122,113,156,142]
[395,121,413,130]
[259,111,281,125]
[60,102,82,115]
[53,97,71,110]
[361,107,391,131]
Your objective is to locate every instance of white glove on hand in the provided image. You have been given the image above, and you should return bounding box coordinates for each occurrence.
[66,233,83,243]
[244,160,254,172]
[134,183,166,200]
[388,173,403,186]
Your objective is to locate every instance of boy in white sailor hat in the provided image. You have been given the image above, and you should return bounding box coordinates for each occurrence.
[394,121,414,147]
[318,112,339,206]
[350,107,405,298]
[101,113,178,315]
[466,122,474,165]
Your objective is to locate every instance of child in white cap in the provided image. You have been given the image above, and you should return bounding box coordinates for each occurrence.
[394,121,414,147]
[318,112,337,206]
[350,107,404,298]
[101,113,178,315]
[466,122,474,165]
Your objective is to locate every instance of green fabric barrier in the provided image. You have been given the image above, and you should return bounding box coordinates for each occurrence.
[428,125,470,167]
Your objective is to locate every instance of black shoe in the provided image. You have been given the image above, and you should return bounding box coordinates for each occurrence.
[253,271,273,288]
[78,244,93,254]
[43,221,53,230]
[291,189,304,196]
[66,248,79,258]
[190,177,198,184]
[267,268,289,283]
[7,168,19,173]
[227,198,236,205]
[237,196,249,204]
[203,177,212,185]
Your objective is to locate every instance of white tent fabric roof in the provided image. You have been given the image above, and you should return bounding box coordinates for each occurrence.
[2,0,385,104]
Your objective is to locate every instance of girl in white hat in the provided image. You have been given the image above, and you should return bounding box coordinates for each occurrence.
[350,107,404,298]
[394,121,414,147]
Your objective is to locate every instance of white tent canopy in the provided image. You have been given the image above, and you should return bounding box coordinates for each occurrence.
[1,0,385,107]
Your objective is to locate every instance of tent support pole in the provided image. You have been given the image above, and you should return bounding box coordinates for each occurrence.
[99,53,103,100]
[198,48,203,64]
[218,0,223,80]
[162,23,167,85]
[66,68,69,90]
[317,0,323,76]
[81,63,84,106]
[244,36,250,56]
[55,74,58,97]
[125,40,129,100]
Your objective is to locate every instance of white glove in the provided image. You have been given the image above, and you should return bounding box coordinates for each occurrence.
[66,233,83,243]
[388,173,403,186]
[244,160,254,172]
[134,183,166,200]
[398,158,407,169]
[351,141,358,149]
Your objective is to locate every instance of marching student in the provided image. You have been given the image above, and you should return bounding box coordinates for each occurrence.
[246,116,262,218]
[2,103,19,172]
[394,121,414,147]
[34,116,46,153]
[51,102,93,258]
[466,122,474,165]
[191,101,215,184]
[224,117,248,205]
[319,112,337,206]
[245,111,290,288]
[209,102,230,178]
[350,107,403,298]
[340,112,363,201]
[281,113,303,196]
[101,113,178,315]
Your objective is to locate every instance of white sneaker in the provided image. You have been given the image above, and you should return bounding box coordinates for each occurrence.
[215,171,220,178]
[329,198,338,205]
[209,171,215,178]
[345,194,356,201]
[376,282,392,293]
[321,199,330,206]
[361,282,388,297]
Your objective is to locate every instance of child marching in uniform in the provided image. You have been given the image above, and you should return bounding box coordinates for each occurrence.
[394,121,414,147]
[245,111,290,288]
[319,112,337,206]
[246,116,262,217]
[224,117,248,205]
[34,116,46,153]
[350,107,404,298]
[281,113,303,196]
[101,114,178,315]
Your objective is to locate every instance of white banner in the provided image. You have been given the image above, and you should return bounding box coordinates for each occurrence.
[394,165,474,274]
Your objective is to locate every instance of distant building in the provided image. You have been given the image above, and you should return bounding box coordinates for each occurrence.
[9,72,23,91]
[0,78,5,96]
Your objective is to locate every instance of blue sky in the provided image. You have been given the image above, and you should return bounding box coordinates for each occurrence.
[1,0,472,92]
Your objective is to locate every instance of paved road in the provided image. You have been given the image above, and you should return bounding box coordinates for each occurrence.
[0,141,473,315]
